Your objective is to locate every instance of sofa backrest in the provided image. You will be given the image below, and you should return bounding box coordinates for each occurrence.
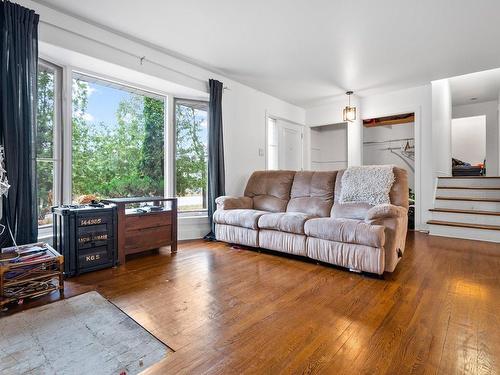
[244,170,296,212]
[286,171,337,217]
[331,166,409,219]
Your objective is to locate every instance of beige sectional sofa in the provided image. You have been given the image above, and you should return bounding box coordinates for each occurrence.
[214,167,408,275]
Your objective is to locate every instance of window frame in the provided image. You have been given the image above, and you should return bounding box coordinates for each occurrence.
[173,97,209,216]
[69,71,168,202]
[266,116,278,170]
[37,59,63,229]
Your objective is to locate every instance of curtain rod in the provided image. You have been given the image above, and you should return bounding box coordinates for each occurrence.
[39,19,230,90]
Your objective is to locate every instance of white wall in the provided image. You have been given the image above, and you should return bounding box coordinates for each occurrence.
[451,116,486,165]
[452,101,498,175]
[431,80,452,177]
[20,0,305,240]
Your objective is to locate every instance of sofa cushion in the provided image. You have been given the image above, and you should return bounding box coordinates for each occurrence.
[304,218,385,248]
[244,170,295,212]
[214,209,268,230]
[286,171,337,217]
[258,212,314,234]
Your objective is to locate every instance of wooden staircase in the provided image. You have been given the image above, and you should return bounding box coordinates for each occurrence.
[427,176,500,243]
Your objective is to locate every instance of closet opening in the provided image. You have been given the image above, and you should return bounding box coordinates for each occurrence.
[362,112,415,228]
[310,122,348,171]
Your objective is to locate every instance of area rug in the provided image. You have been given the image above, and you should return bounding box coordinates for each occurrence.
[0,291,170,375]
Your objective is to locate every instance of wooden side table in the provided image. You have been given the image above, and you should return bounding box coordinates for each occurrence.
[102,197,177,265]
[0,242,64,308]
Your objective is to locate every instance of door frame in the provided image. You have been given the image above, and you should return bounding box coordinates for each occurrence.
[265,113,304,170]
[361,106,422,230]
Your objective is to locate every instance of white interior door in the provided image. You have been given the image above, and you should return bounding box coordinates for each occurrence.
[277,120,303,170]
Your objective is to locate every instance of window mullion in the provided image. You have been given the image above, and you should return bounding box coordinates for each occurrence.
[61,66,73,204]
[166,94,175,198]
[53,62,63,207]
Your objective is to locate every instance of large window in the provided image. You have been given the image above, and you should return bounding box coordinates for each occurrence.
[71,74,165,200]
[175,99,208,212]
[35,63,210,234]
[36,61,61,227]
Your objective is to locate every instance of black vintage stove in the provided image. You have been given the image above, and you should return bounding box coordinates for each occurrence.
[52,202,117,277]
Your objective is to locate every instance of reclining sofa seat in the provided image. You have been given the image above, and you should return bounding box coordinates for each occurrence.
[214,167,408,275]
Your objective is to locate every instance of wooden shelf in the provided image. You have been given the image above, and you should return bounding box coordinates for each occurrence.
[1,243,64,308]
[4,271,62,287]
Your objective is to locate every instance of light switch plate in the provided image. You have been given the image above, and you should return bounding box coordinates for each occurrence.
[258,148,264,156]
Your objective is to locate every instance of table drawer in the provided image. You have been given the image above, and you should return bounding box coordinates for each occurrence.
[124,225,172,253]
[125,212,172,231]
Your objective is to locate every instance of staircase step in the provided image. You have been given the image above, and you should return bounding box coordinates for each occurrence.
[427,220,500,231]
[429,208,500,216]
[432,177,500,242]
[429,208,500,226]
[428,221,500,243]
[434,198,500,211]
[437,186,500,190]
[435,196,500,202]
[436,188,500,199]
[438,176,500,179]
[438,176,500,188]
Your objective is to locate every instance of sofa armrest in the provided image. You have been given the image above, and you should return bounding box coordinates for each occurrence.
[364,204,408,273]
[365,204,407,222]
[215,196,253,210]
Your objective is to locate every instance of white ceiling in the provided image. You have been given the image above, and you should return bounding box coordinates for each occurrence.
[37,0,500,107]
[449,68,500,106]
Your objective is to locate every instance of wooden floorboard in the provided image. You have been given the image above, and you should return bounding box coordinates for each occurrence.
[2,232,500,374]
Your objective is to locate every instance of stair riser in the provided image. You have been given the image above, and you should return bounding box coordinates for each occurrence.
[437,189,500,199]
[434,200,500,211]
[438,178,500,188]
[429,225,500,243]
[431,212,500,226]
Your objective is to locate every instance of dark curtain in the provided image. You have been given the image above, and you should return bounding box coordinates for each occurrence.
[204,79,225,240]
[0,1,39,246]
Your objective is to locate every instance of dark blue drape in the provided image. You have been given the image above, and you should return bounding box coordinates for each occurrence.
[205,79,225,240]
[0,1,39,246]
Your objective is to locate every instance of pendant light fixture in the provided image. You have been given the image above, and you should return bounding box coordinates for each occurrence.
[343,91,356,122]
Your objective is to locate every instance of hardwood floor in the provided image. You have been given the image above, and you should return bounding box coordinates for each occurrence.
[3,232,500,374]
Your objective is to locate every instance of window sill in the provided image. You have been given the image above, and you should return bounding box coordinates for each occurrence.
[178,210,208,219]
[179,214,208,221]
[38,225,53,242]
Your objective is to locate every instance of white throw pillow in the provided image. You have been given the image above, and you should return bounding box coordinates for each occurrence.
[339,165,395,206]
